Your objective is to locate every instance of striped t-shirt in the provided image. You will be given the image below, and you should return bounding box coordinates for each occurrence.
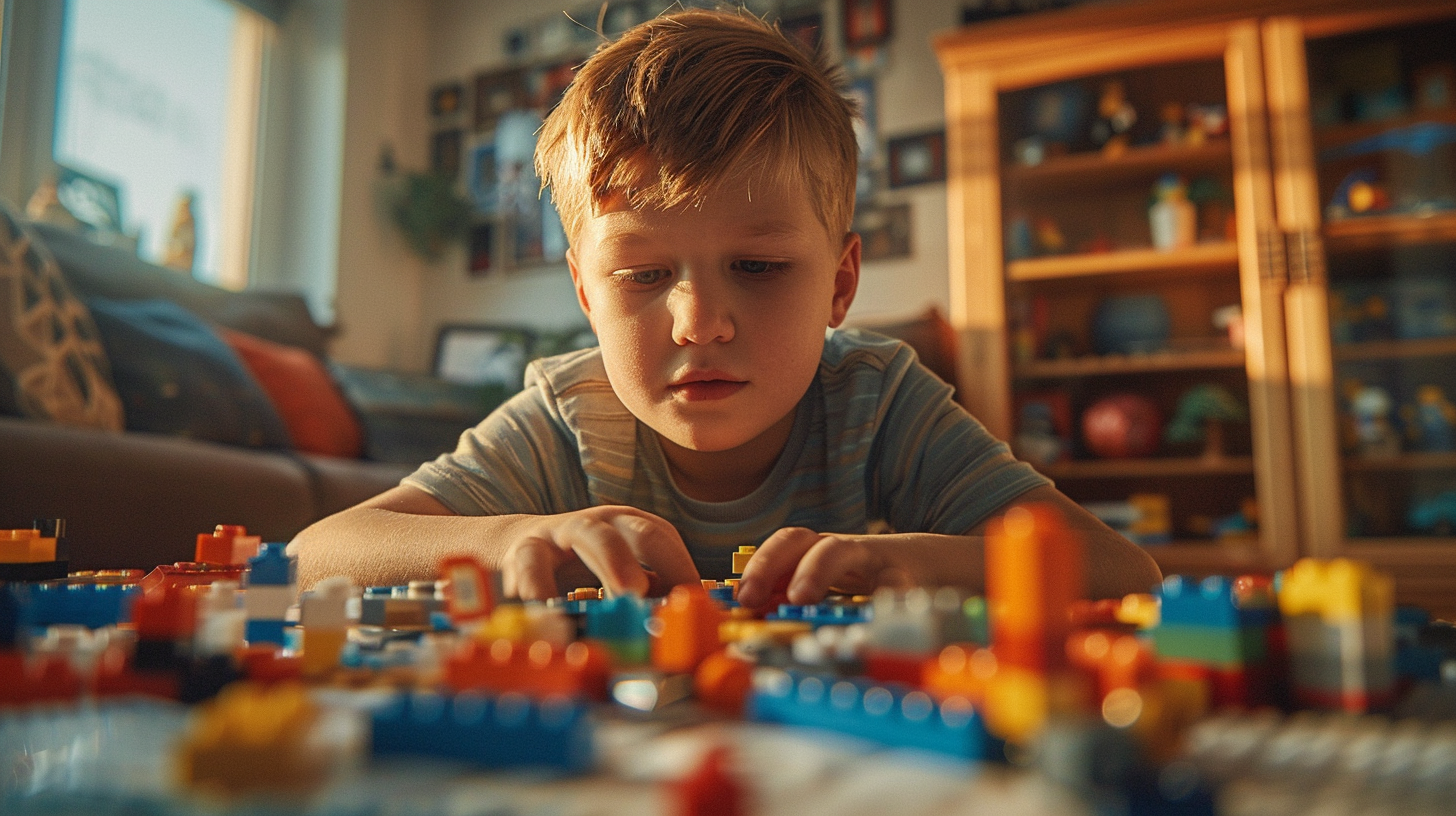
[404,329,1050,578]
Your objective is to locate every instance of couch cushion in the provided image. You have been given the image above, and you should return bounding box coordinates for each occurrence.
[221,327,365,458]
[87,297,292,449]
[31,220,332,357]
[0,415,315,571]
[330,363,509,464]
[0,201,124,430]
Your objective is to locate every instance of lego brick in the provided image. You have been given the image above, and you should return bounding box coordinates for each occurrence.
[246,542,296,586]
[747,668,992,760]
[731,545,757,575]
[244,584,296,619]
[445,637,611,699]
[767,602,870,628]
[693,649,754,715]
[194,524,261,565]
[140,562,247,595]
[369,690,594,773]
[440,556,497,624]
[651,585,725,674]
[1158,575,1277,628]
[0,528,56,562]
[584,595,651,664]
[985,504,1083,675]
[178,681,329,796]
[246,619,290,647]
[1151,623,1268,667]
[20,582,138,629]
[1278,558,1393,624]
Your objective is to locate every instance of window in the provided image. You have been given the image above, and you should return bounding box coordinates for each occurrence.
[52,0,270,289]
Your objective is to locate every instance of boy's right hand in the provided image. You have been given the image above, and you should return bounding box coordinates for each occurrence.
[500,505,700,601]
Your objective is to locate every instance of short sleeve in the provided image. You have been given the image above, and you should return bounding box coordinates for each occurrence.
[403,384,590,515]
[871,360,1050,534]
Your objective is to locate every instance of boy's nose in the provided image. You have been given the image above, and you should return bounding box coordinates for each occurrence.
[668,280,734,345]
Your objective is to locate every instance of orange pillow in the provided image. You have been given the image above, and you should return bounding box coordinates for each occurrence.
[219,328,364,458]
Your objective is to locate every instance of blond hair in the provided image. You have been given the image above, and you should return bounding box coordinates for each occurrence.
[535,8,858,244]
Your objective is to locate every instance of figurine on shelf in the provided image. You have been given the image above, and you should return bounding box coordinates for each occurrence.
[1402,384,1456,452]
[162,191,198,274]
[1349,383,1401,457]
[1327,167,1391,220]
[1148,173,1196,251]
[1089,80,1136,157]
[1033,216,1066,255]
[1164,383,1247,460]
[1014,399,1068,467]
[1188,176,1235,242]
[1159,102,1185,145]
[1184,103,1228,145]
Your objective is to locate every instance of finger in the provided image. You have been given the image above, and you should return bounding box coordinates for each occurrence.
[506,536,564,601]
[611,513,700,592]
[735,527,821,609]
[564,519,651,598]
[788,535,880,604]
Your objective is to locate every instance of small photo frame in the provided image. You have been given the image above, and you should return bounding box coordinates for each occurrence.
[433,324,536,390]
[54,164,123,234]
[474,68,529,133]
[854,202,911,261]
[430,129,464,181]
[430,82,465,120]
[843,0,892,49]
[887,130,946,188]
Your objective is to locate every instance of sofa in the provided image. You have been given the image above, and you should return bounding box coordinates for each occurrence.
[1,203,965,576]
[0,208,509,572]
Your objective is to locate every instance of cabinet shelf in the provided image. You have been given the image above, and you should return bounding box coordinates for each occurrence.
[1313,109,1456,152]
[1333,336,1456,362]
[1342,451,1456,472]
[1007,242,1238,281]
[1039,455,1255,480]
[1323,211,1456,252]
[1015,348,1245,379]
[1003,140,1233,192]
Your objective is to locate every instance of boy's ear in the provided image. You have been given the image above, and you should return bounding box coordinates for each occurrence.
[828,232,861,328]
[566,248,595,330]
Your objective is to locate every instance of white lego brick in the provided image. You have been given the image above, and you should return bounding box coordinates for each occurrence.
[245,584,296,619]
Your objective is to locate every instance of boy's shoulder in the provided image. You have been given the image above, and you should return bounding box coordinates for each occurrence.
[821,328,917,377]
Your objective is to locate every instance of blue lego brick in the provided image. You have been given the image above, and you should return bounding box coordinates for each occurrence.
[1,584,20,648]
[370,691,594,773]
[585,596,651,664]
[747,669,991,760]
[246,543,295,586]
[1158,575,1276,628]
[767,603,871,628]
[245,619,289,646]
[707,585,737,606]
[23,583,137,629]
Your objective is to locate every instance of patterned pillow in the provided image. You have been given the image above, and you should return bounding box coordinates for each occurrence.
[0,202,123,431]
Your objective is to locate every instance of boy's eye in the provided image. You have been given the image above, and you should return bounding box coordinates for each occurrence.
[615,268,670,286]
[733,260,786,276]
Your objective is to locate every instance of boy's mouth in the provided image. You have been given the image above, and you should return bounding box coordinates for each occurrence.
[668,372,747,401]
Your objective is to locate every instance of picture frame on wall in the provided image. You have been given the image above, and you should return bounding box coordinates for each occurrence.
[854,202,911,261]
[843,0,892,49]
[430,82,466,121]
[474,68,529,134]
[433,324,536,390]
[886,130,946,188]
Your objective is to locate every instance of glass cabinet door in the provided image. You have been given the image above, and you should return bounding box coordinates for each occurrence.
[1267,4,1456,615]
[938,17,1299,575]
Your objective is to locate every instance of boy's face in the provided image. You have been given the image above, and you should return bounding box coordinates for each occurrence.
[568,173,859,457]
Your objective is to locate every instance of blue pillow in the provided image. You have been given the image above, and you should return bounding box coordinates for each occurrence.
[85,297,291,449]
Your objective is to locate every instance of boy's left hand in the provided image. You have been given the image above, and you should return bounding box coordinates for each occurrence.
[733,528,930,609]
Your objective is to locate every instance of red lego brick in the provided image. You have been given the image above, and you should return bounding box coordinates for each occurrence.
[863,648,927,686]
[445,638,611,699]
[194,524,261,566]
[92,646,180,700]
[0,651,83,706]
[1066,628,1155,701]
[440,555,497,625]
[140,562,247,595]
[671,745,748,816]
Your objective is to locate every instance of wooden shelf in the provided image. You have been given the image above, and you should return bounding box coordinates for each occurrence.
[1313,109,1456,152]
[1015,347,1245,379]
[1007,242,1239,281]
[1323,211,1456,252]
[1003,140,1233,192]
[1334,335,1456,362]
[1342,451,1456,472]
[1039,455,1255,480]
[1147,543,1272,575]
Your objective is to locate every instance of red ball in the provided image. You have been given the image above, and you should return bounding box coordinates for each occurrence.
[1082,394,1161,458]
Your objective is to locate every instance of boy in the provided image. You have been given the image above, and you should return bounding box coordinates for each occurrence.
[290,8,1160,605]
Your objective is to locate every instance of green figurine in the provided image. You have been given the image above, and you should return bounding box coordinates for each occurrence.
[1165,384,1247,459]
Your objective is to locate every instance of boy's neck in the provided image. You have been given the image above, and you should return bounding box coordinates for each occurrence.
[656,410,797,503]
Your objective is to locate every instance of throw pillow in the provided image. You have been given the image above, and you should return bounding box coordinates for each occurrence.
[85,297,292,449]
[219,327,364,458]
[0,202,124,430]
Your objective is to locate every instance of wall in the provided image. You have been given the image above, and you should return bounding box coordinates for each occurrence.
[402,0,964,364]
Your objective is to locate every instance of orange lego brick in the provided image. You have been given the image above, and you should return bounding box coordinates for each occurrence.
[1066,628,1155,700]
[440,555,497,625]
[194,524,261,566]
[693,649,755,716]
[651,585,726,674]
[922,643,998,706]
[0,528,56,563]
[140,562,248,595]
[985,504,1084,674]
[445,637,611,699]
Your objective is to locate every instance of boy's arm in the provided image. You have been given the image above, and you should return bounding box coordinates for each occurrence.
[288,485,701,597]
[733,485,1161,607]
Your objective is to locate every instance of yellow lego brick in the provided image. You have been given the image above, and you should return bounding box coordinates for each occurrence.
[1116,593,1160,629]
[0,529,56,563]
[718,618,810,645]
[1278,557,1393,623]
[731,545,757,575]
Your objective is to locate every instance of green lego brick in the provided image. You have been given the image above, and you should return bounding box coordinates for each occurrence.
[1152,623,1266,667]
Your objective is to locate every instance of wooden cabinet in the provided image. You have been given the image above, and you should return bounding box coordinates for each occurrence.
[935,0,1456,615]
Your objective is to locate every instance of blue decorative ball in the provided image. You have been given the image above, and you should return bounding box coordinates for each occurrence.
[1092,294,1171,355]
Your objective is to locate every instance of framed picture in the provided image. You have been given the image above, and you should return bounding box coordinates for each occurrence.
[779,9,824,56]
[433,324,536,390]
[54,164,123,234]
[887,130,946,188]
[430,129,464,181]
[466,140,498,214]
[474,68,529,133]
[854,202,911,261]
[430,82,465,120]
[843,0,892,49]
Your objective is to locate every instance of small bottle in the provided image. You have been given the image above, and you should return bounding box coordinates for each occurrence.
[1149,173,1196,251]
